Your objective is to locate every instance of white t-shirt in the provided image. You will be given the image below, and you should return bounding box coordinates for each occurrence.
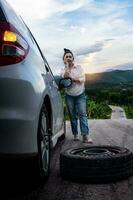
[60,65,85,96]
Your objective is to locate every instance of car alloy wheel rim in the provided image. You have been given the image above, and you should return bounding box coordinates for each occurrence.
[40,112,49,173]
[70,146,125,157]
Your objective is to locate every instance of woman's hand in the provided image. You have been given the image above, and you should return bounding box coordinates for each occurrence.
[64,62,70,78]
[64,71,70,78]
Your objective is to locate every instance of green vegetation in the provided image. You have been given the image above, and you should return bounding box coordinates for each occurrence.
[85,86,133,119]
[62,85,133,120]
[60,70,133,119]
[123,106,133,118]
[62,93,112,120]
[86,98,111,119]
[85,70,133,119]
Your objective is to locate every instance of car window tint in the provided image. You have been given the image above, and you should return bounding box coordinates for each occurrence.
[1,0,29,37]
[0,5,6,21]
[2,0,47,71]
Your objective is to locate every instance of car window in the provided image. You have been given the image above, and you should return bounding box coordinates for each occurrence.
[1,0,47,72]
[1,0,29,38]
[2,0,56,78]
[0,5,6,21]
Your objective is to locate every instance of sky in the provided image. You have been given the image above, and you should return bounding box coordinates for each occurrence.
[7,0,133,74]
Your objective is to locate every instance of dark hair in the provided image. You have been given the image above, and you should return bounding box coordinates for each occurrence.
[63,48,74,60]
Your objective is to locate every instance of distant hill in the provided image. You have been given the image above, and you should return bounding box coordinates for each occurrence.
[85,70,133,89]
[55,69,133,89]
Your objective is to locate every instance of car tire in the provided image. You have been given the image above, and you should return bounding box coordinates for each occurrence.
[36,105,51,182]
[60,145,133,183]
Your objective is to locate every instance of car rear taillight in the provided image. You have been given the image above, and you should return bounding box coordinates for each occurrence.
[0,22,29,66]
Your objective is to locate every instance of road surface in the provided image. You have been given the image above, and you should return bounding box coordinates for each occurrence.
[0,107,133,200]
[40,119,133,200]
[109,105,127,119]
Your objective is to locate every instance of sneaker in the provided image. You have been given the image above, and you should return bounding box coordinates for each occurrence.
[82,135,93,143]
[73,135,79,141]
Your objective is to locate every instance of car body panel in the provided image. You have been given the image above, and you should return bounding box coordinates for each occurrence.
[0,0,64,156]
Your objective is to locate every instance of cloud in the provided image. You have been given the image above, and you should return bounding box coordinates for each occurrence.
[7,0,88,20]
[7,0,133,74]
[76,39,114,56]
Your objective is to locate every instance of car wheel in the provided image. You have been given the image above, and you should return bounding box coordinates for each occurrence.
[60,145,133,183]
[36,105,51,181]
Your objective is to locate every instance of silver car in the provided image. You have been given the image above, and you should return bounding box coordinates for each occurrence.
[0,0,68,181]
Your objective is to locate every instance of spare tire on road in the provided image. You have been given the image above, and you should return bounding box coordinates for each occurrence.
[60,145,133,183]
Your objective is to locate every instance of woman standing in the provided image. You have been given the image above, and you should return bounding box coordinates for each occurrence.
[61,48,93,143]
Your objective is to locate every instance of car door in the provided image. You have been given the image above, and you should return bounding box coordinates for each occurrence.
[43,60,64,135]
[24,26,64,135]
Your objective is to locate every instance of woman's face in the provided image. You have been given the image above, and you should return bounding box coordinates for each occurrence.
[63,53,74,65]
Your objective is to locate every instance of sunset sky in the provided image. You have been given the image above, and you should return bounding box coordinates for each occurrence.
[7,0,133,74]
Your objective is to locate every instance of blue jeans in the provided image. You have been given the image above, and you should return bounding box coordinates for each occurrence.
[65,92,89,136]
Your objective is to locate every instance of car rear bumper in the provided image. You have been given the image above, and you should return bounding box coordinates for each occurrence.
[0,66,43,154]
[0,117,38,154]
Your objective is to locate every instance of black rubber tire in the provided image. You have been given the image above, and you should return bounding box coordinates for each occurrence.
[36,105,51,182]
[60,145,133,183]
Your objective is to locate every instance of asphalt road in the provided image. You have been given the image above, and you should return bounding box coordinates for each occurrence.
[109,105,127,119]
[1,109,133,200]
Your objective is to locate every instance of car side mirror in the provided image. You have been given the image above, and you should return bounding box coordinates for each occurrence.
[58,78,72,90]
